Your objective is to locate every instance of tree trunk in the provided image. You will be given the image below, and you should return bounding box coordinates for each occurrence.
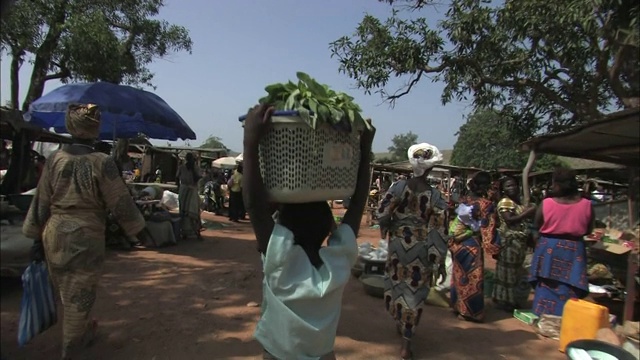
[9,49,23,110]
[21,1,68,111]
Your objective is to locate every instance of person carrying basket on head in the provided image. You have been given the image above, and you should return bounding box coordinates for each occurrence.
[242,104,375,360]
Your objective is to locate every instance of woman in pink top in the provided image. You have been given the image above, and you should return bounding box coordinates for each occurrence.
[529,168,595,316]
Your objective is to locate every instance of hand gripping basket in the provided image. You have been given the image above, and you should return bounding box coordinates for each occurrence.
[239,110,362,203]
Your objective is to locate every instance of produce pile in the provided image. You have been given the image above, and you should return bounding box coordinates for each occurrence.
[358,240,388,261]
[257,72,371,132]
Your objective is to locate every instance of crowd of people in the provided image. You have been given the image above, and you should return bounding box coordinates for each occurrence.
[17,103,598,360]
[375,148,595,359]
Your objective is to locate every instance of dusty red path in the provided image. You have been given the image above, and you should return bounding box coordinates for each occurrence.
[1,211,564,360]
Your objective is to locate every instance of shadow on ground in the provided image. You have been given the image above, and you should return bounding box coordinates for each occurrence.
[1,214,564,360]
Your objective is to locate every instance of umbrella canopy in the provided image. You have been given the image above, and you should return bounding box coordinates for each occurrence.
[235,153,243,162]
[212,156,239,169]
[25,82,196,141]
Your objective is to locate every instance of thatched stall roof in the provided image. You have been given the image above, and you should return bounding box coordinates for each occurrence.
[151,145,227,160]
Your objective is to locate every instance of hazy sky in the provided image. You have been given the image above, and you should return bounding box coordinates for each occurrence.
[0,0,472,153]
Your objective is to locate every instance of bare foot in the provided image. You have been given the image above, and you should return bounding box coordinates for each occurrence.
[400,339,413,359]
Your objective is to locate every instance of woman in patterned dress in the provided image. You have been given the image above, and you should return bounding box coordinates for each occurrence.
[492,176,536,312]
[176,152,202,239]
[448,171,499,323]
[23,104,146,360]
[380,143,449,360]
[529,168,593,316]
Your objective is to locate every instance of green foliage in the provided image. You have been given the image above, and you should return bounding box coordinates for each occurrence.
[388,131,418,161]
[0,0,193,109]
[200,136,227,150]
[451,109,564,171]
[258,72,370,131]
[374,157,394,165]
[330,0,639,133]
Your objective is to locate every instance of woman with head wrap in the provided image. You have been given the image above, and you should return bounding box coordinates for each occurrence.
[448,171,499,323]
[23,104,146,359]
[378,143,450,360]
[176,152,202,239]
[529,168,593,316]
[492,176,536,312]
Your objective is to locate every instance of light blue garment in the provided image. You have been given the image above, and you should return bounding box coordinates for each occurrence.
[456,203,481,232]
[255,223,357,360]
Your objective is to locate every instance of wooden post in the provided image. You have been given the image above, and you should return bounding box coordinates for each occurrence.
[628,168,638,228]
[624,251,639,322]
[623,169,639,322]
[522,149,537,206]
[16,130,27,192]
[444,170,451,202]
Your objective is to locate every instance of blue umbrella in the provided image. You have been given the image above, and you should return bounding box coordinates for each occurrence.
[25,82,196,141]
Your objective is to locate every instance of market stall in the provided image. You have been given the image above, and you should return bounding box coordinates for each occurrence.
[0,108,76,277]
[519,107,640,324]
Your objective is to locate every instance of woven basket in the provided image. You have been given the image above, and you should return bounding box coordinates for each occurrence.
[239,111,361,203]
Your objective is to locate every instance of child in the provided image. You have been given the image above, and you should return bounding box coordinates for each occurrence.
[242,104,375,360]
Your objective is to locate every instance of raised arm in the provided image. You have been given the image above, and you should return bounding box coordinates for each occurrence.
[499,198,536,226]
[342,123,376,236]
[242,104,276,254]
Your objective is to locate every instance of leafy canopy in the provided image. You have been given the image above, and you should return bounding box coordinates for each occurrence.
[451,108,564,171]
[200,136,228,150]
[388,131,418,161]
[0,0,193,110]
[331,0,639,133]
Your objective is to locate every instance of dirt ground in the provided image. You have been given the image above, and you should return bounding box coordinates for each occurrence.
[0,210,566,360]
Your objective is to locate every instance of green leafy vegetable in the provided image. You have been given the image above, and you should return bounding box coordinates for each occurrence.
[258,72,371,131]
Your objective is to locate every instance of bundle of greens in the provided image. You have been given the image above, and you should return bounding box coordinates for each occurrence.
[257,72,371,131]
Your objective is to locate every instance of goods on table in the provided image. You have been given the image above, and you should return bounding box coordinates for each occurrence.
[358,240,388,261]
[240,73,370,203]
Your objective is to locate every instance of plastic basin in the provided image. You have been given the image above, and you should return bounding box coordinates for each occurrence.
[566,339,637,360]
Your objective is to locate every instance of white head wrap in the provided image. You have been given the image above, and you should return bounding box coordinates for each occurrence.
[407,143,444,177]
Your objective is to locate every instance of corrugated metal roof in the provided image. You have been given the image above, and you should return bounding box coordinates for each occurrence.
[519,108,639,167]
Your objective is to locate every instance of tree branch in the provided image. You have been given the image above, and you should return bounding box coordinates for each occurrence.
[542,68,572,88]
[479,76,582,117]
[388,70,423,102]
[45,60,71,81]
[608,44,634,106]
[421,63,448,73]
[589,37,610,116]
[44,70,69,81]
